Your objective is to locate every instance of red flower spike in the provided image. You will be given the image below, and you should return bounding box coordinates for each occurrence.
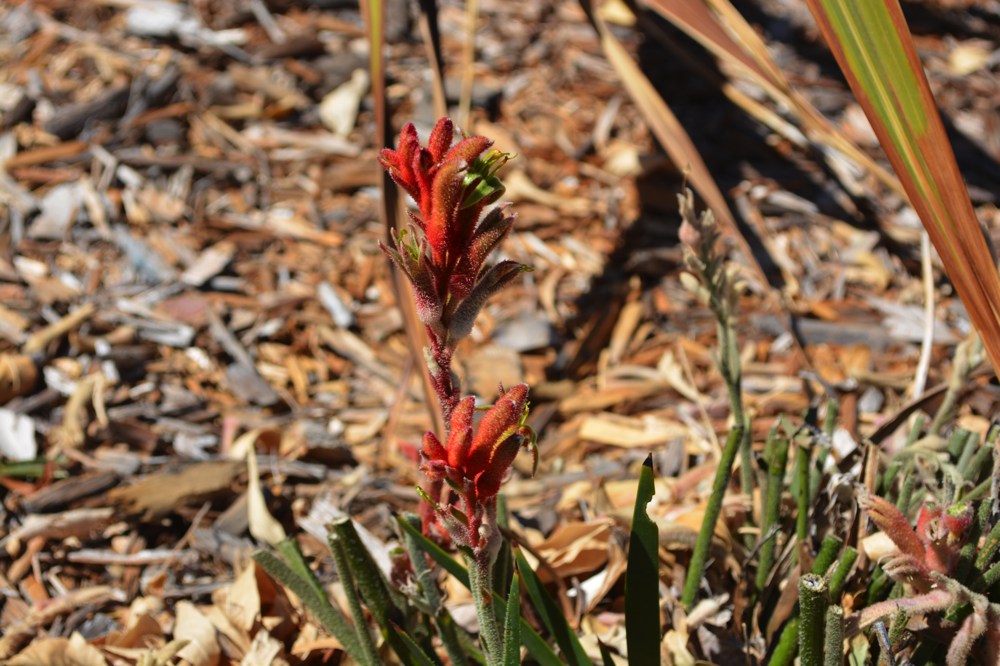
[449,208,516,300]
[413,149,435,220]
[379,239,443,327]
[916,504,940,543]
[378,119,532,548]
[465,385,530,477]
[378,123,422,200]
[468,207,516,268]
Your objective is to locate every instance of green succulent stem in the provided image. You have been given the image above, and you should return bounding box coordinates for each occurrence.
[824,605,844,666]
[756,425,790,593]
[798,574,829,666]
[796,440,811,550]
[812,535,844,577]
[828,547,858,600]
[683,425,745,609]
[712,297,754,538]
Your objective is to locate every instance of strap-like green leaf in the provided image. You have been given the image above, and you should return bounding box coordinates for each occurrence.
[626,454,661,665]
[253,550,366,661]
[502,574,521,666]
[394,626,443,666]
[330,517,404,629]
[514,548,592,666]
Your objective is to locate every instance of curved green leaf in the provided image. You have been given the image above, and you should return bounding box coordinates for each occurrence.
[626,454,661,666]
[514,548,592,666]
[502,573,521,666]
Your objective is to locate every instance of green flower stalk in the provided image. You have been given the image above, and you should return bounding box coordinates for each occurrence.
[379,118,536,666]
[678,189,752,608]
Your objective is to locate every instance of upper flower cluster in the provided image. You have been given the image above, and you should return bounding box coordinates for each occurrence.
[378,118,527,345]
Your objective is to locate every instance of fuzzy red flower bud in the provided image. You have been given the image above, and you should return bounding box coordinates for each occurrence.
[465,384,529,478]
[859,489,925,562]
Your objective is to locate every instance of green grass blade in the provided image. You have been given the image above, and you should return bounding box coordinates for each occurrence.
[502,573,521,666]
[626,454,661,665]
[513,548,592,666]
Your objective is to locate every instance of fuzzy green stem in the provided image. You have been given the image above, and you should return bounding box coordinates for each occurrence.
[976,516,1000,569]
[962,438,994,486]
[956,429,980,474]
[824,605,844,666]
[866,567,892,605]
[770,619,799,666]
[894,462,915,512]
[905,413,926,447]
[946,427,973,460]
[683,425,744,609]
[887,608,908,651]
[469,549,503,666]
[799,574,829,666]
[756,425,790,592]
[975,560,1000,591]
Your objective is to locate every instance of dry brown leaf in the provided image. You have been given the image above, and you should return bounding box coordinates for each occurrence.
[239,630,288,666]
[0,354,38,405]
[225,564,264,633]
[9,633,108,666]
[105,613,163,649]
[534,520,615,582]
[174,601,220,666]
[578,412,688,448]
[244,434,286,546]
[108,461,241,519]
